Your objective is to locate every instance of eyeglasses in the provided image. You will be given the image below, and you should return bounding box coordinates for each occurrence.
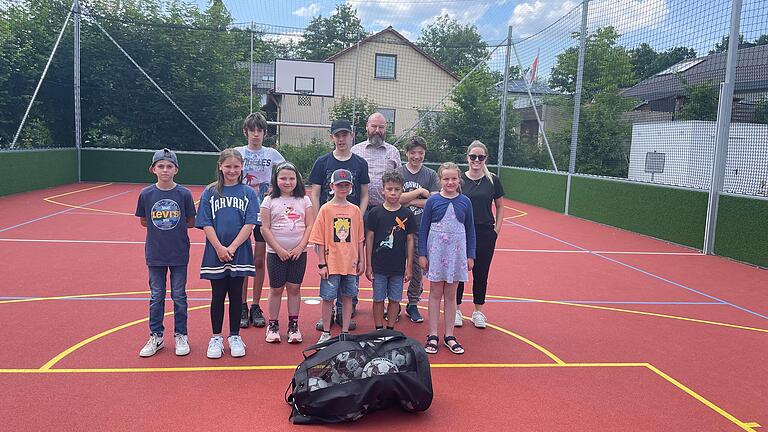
[468,154,487,161]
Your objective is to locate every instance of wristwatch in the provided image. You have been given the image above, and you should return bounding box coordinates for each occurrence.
[318,263,328,269]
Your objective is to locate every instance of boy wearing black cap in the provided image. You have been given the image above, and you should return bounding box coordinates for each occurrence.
[135,148,196,357]
[308,119,370,331]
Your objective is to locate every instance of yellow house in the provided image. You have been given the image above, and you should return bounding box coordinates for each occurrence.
[277,27,460,146]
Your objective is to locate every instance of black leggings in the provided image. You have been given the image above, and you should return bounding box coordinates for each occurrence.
[210,276,244,336]
[457,225,497,305]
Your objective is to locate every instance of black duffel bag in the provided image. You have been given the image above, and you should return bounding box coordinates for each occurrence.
[285,329,433,424]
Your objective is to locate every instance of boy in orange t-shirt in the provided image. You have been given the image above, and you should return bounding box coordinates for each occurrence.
[309,168,365,344]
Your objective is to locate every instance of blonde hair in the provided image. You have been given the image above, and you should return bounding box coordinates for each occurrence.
[208,148,244,197]
[467,140,493,182]
[437,162,462,193]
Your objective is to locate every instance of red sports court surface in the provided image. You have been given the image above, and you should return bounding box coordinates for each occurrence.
[0,182,765,431]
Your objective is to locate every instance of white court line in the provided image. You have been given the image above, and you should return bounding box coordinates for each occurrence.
[0,238,703,256]
[494,248,703,256]
[0,189,133,234]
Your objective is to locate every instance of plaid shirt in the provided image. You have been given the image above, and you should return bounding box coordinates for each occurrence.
[351,140,402,206]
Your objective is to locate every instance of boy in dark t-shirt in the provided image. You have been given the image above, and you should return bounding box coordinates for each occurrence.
[135,148,196,357]
[365,170,415,331]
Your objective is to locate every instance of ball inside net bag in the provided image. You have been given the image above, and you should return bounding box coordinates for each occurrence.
[361,357,399,378]
[308,376,330,392]
[328,350,368,384]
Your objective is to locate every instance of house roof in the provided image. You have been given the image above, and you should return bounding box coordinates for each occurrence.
[325,26,461,81]
[620,44,768,101]
[496,79,560,95]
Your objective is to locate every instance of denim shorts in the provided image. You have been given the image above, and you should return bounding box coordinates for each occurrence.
[372,273,405,303]
[319,274,358,301]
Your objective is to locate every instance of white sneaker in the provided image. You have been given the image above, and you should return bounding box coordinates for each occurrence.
[175,334,190,356]
[206,335,224,359]
[454,310,463,327]
[471,310,487,328]
[139,334,164,357]
[317,331,332,345]
[228,335,246,357]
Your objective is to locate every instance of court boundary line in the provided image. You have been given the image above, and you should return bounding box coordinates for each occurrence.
[0,362,757,430]
[0,184,133,233]
[506,219,768,321]
[43,183,134,216]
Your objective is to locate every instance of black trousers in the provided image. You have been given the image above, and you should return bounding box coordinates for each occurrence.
[210,276,244,336]
[457,225,497,305]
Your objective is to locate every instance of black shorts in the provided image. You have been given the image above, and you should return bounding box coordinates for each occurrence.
[253,226,265,243]
[267,252,307,288]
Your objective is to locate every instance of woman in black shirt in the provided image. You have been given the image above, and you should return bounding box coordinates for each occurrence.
[456,141,505,328]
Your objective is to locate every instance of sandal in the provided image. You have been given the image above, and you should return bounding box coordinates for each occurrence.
[443,335,465,355]
[424,335,439,354]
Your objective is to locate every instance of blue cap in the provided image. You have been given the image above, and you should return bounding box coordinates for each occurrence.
[151,148,179,167]
[330,168,353,185]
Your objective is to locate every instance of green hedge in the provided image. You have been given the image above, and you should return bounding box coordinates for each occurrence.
[568,175,708,248]
[714,195,768,268]
[0,148,77,196]
[81,148,218,185]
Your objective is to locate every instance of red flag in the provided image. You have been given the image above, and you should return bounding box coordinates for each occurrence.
[529,55,539,84]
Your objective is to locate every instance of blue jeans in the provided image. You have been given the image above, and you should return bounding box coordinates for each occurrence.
[372,274,405,302]
[320,275,358,301]
[148,265,188,336]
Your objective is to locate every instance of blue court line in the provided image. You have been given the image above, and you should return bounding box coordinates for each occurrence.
[0,296,724,306]
[0,189,133,234]
[509,221,768,321]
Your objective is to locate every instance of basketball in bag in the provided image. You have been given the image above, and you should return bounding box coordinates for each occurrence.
[285,329,433,424]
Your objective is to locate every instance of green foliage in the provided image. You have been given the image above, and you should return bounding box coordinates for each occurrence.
[677,80,719,121]
[629,43,697,81]
[296,4,368,60]
[414,66,518,166]
[329,96,378,144]
[278,142,330,180]
[416,15,488,76]
[549,27,636,101]
[752,98,768,124]
[709,34,748,54]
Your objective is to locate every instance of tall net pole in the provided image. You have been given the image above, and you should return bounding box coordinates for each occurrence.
[74,0,82,181]
[703,0,743,254]
[496,27,512,176]
[564,0,589,215]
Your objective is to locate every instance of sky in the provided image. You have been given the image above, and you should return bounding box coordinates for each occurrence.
[196,0,766,78]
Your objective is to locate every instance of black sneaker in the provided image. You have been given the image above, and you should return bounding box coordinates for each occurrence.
[239,304,250,328]
[250,304,266,327]
[405,304,424,323]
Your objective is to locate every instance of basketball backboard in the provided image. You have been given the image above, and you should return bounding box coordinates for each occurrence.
[274,59,335,97]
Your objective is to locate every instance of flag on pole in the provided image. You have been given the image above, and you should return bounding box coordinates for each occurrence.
[529,54,539,84]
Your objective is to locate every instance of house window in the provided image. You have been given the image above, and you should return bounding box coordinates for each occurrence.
[377,108,396,134]
[375,54,397,79]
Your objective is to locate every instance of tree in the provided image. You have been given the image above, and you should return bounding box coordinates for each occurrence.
[629,43,697,81]
[417,15,488,76]
[296,4,368,60]
[709,34,749,54]
[677,80,719,121]
[329,96,378,144]
[549,27,635,101]
[548,27,638,176]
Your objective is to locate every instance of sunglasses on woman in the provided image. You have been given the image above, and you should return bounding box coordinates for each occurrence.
[468,154,487,161]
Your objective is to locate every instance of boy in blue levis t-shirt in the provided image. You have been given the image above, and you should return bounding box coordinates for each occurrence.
[135,148,196,357]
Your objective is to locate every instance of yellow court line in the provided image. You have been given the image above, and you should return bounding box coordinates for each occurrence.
[644,363,760,432]
[43,182,134,216]
[34,289,562,370]
[503,205,528,219]
[486,294,768,334]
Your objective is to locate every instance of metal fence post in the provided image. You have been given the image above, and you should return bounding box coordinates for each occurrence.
[703,0,743,254]
[74,0,82,181]
[497,26,513,176]
[564,0,589,215]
